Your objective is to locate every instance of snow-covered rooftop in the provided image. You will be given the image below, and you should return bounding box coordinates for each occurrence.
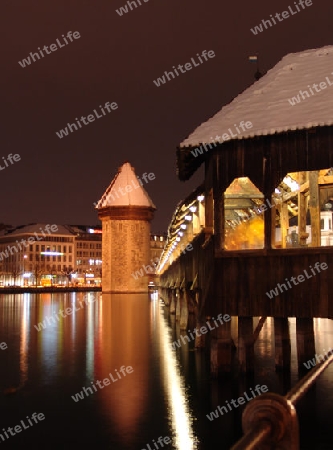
[180,45,333,148]
[97,162,156,209]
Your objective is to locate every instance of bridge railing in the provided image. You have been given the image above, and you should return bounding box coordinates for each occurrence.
[231,352,333,449]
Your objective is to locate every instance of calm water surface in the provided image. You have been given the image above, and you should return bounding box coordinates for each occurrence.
[0,292,332,449]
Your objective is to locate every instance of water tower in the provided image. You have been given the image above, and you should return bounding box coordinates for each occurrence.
[97,162,156,293]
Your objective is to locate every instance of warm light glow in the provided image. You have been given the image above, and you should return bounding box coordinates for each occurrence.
[283,175,299,192]
[197,195,204,201]
[225,215,264,250]
[185,215,192,221]
[189,206,197,213]
[40,251,64,255]
[156,302,199,449]
[181,224,187,229]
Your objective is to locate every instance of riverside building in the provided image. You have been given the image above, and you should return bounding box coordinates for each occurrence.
[0,222,164,287]
[0,224,75,286]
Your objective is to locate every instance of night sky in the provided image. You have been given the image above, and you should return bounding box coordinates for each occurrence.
[1,0,332,233]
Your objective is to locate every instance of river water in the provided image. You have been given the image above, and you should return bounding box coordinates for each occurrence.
[0,291,332,449]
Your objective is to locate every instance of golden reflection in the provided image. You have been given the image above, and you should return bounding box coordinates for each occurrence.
[19,294,30,387]
[153,293,199,449]
[225,215,264,250]
[94,294,150,447]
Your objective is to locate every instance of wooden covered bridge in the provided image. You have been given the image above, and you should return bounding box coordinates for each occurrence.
[157,45,333,375]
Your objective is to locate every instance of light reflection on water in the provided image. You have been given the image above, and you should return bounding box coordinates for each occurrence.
[0,292,199,449]
[0,292,333,449]
[151,291,199,449]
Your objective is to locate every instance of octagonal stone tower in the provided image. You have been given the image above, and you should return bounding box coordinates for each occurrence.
[97,162,156,293]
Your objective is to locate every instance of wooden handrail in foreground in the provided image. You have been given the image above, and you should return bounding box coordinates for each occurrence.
[231,353,333,449]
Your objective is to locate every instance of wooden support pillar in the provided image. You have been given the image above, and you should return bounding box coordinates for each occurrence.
[281,202,289,248]
[180,291,189,330]
[164,288,171,306]
[274,317,291,370]
[169,290,176,315]
[175,289,181,321]
[296,318,315,370]
[309,171,320,247]
[195,318,206,348]
[298,172,308,246]
[214,187,224,252]
[210,319,233,376]
[271,199,276,248]
[264,196,272,250]
[187,290,196,314]
[238,317,254,373]
[205,188,214,236]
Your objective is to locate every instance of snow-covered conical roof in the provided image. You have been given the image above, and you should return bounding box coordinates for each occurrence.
[96,162,156,209]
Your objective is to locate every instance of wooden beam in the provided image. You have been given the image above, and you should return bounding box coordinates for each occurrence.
[309,171,320,247]
[298,172,308,246]
[205,188,214,236]
[224,194,264,199]
[214,187,224,251]
[318,175,333,185]
[281,202,289,248]
[271,201,276,247]
[297,176,333,195]
[224,199,254,209]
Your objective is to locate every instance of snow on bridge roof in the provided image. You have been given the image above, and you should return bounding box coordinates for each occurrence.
[180,45,333,149]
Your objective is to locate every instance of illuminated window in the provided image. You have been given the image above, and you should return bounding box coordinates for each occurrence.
[224,177,264,250]
[272,170,333,249]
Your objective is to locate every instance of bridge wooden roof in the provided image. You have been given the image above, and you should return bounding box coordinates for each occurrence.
[177,45,333,181]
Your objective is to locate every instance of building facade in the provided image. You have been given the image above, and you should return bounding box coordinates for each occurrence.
[0,223,164,287]
[68,225,102,286]
[0,224,75,286]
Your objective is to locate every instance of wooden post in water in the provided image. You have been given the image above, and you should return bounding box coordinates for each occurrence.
[195,318,207,348]
[274,317,291,370]
[210,319,233,376]
[169,289,176,315]
[296,318,315,370]
[238,317,254,372]
[180,290,189,330]
[175,288,181,321]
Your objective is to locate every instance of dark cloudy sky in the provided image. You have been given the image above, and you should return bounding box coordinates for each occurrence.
[1,0,332,233]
